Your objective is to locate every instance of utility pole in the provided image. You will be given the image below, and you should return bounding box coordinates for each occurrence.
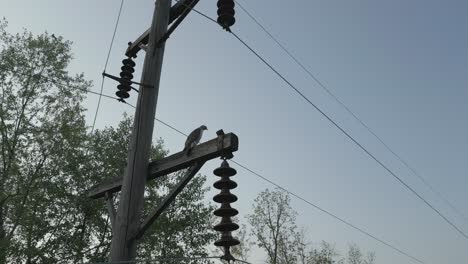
[90,0,240,262]
[109,0,171,261]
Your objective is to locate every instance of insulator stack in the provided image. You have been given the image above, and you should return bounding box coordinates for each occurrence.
[213,159,240,261]
[115,57,136,101]
[217,0,236,30]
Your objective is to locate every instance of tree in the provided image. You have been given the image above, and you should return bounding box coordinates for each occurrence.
[248,188,299,264]
[247,189,377,264]
[308,241,339,264]
[346,244,375,264]
[0,18,90,263]
[0,19,216,263]
[347,244,363,264]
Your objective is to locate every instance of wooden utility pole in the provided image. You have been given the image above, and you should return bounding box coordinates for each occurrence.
[109,0,171,261]
[89,0,240,262]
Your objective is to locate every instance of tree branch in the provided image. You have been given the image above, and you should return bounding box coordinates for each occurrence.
[6,150,48,239]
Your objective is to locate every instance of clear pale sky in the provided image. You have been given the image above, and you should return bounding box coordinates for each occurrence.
[2,0,467,263]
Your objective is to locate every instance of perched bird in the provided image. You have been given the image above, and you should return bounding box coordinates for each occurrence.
[183,125,208,155]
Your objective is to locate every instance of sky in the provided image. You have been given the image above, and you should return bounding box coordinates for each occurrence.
[1,0,467,263]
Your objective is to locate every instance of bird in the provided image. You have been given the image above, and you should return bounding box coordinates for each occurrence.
[183,125,208,155]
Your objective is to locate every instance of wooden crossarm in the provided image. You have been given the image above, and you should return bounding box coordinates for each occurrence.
[87,132,238,199]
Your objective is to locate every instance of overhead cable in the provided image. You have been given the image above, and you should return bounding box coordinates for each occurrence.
[235,0,468,228]
[90,0,125,135]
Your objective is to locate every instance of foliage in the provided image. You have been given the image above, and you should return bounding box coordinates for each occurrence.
[248,189,376,264]
[307,241,339,264]
[0,18,90,263]
[0,19,215,263]
[248,188,299,264]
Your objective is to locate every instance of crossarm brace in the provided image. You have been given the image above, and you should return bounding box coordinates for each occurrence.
[134,162,205,239]
[102,72,151,89]
[125,0,197,57]
[105,192,116,228]
[158,0,199,44]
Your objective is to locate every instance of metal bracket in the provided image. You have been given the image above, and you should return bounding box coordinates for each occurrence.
[158,0,199,44]
[102,72,153,90]
[105,192,116,229]
[125,0,199,57]
[217,129,233,159]
[134,162,205,240]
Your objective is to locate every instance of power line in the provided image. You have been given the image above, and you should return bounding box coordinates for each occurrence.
[231,160,424,264]
[55,81,187,138]
[163,0,468,250]
[208,3,468,241]
[76,86,424,264]
[174,0,218,24]
[49,78,122,102]
[90,0,125,136]
[228,29,468,241]
[52,79,187,138]
[235,0,468,229]
[84,87,122,101]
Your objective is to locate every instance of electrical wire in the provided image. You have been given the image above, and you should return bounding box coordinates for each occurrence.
[235,0,468,228]
[230,29,468,240]
[51,81,186,138]
[233,259,254,264]
[231,160,423,264]
[174,0,218,24]
[169,1,468,242]
[90,0,125,136]
[69,85,424,264]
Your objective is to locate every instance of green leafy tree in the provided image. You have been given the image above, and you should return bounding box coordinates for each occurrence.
[0,19,216,263]
[0,18,90,263]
